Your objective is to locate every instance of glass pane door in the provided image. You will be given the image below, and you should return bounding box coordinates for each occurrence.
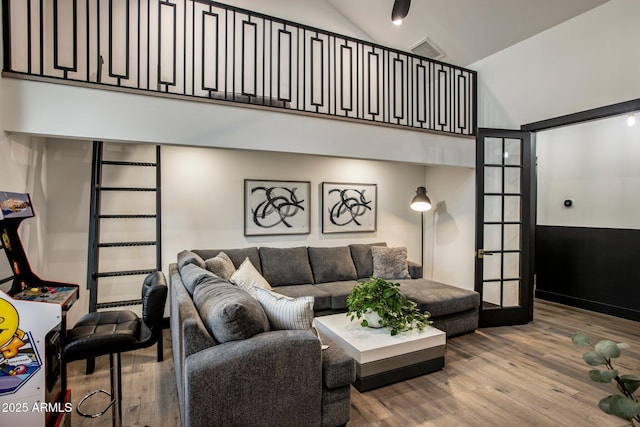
[476,129,534,327]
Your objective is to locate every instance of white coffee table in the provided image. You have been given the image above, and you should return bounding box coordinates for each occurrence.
[314,313,446,391]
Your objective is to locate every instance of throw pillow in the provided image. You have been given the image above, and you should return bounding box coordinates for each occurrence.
[177,250,206,271]
[204,251,236,280]
[230,257,273,299]
[256,288,314,330]
[259,247,314,286]
[349,242,387,278]
[308,246,358,283]
[193,281,270,343]
[194,247,262,273]
[371,246,411,280]
[179,262,226,296]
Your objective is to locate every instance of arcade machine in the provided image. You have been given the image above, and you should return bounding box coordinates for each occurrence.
[0,191,79,427]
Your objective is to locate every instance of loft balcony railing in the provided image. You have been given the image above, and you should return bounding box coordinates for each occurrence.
[2,0,476,136]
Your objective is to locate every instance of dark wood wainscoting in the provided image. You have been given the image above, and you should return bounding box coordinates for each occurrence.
[535,225,640,321]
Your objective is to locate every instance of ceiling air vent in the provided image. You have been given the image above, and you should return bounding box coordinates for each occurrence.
[410,38,445,60]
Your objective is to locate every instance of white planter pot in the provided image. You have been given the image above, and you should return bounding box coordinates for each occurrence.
[363,309,383,328]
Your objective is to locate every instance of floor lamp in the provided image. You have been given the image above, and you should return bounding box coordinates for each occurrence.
[410,186,432,266]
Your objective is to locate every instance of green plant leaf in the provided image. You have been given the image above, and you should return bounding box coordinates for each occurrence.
[595,340,621,359]
[617,342,631,350]
[588,369,618,383]
[572,332,591,347]
[608,395,640,421]
[583,351,608,366]
[620,375,640,394]
[598,396,615,415]
[346,277,432,336]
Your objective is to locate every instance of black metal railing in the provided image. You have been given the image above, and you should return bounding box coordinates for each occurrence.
[2,0,476,136]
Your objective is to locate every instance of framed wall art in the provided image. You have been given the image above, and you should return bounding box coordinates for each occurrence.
[322,182,377,233]
[244,179,311,236]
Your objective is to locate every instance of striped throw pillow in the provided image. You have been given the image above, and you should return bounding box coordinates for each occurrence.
[256,288,314,330]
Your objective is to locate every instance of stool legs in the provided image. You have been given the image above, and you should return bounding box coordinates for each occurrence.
[110,352,123,427]
[76,353,123,427]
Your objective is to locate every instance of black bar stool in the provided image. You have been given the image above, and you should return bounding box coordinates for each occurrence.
[63,271,167,427]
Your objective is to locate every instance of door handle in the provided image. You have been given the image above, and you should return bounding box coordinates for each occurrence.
[476,249,494,259]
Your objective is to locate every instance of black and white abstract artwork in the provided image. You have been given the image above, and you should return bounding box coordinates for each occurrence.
[244,179,311,236]
[322,182,377,233]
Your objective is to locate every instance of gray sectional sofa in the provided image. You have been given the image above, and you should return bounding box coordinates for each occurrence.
[170,242,480,427]
[187,243,480,336]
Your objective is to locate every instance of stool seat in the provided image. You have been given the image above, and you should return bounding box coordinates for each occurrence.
[64,311,141,361]
[63,271,167,427]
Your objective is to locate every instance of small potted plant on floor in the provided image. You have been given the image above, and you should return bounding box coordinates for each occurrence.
[346,277,432,336]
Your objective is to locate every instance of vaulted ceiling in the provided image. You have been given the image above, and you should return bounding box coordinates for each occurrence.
[223,0,610,67]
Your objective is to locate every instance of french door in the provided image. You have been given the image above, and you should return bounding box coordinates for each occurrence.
[475,128,535,327]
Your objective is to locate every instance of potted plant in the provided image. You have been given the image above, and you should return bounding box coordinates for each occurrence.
[572,332,640,425]
[346,277,432,336]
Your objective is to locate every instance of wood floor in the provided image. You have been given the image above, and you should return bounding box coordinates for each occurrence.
[66,300,640,426]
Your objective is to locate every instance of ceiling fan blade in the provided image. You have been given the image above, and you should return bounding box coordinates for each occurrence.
[392,0,411,21]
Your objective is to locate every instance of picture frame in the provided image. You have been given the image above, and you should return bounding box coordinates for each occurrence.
[244,179,311,236]
[322,182,377,233]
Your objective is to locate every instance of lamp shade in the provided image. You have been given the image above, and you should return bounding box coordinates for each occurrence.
[410,186,432,212]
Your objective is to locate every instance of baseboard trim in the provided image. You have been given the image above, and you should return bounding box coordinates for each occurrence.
[535,290,640,322]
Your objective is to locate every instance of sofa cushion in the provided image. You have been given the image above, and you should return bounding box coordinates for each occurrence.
[371,246,411,280]
[313,281,358,310]
[308,247,358,284]
[256,288,314,330]
[349,242,387,278]
[179,263,226,296]
[177,250,206,271]
[193,279,270,343]
[274,285,333,312]
[259,247,314,286]
[193,247,262,274]
[230,257,273,299]
[204,251,236,280]
[397,279,481,317]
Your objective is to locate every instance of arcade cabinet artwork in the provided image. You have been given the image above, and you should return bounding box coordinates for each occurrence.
[0,192,78,427]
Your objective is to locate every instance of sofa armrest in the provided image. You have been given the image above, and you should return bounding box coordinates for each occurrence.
[170,264,215,357]
[184,330,322,427]
[407,260,423,279]
[321,341,355,389]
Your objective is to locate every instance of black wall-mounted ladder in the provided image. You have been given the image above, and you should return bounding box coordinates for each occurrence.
[87,141,162,314]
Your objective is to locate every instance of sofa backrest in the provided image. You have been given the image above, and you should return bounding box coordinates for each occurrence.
[187,242,390,288]
[348,242,387,278]
[259,246,314,286]
[193,247,262,274]
[307,246,357,283]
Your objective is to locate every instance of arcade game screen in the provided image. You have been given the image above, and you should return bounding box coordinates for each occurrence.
[0,192,34,220]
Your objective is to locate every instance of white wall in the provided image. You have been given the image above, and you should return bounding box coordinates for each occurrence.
[35,140,427,323]
[423,166,476,290]
[537,114,640,229]
[161,145,426,266]
[1,79,476,169]
[0,55,49,279]
[472,0,640,129]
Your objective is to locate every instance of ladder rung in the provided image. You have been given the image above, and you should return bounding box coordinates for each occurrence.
[101,161,157,167]
[94,269,156,278]
[97,299,142,310]
[99,187,157,192]
[99,214,157,219]
[99,241,157,248]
